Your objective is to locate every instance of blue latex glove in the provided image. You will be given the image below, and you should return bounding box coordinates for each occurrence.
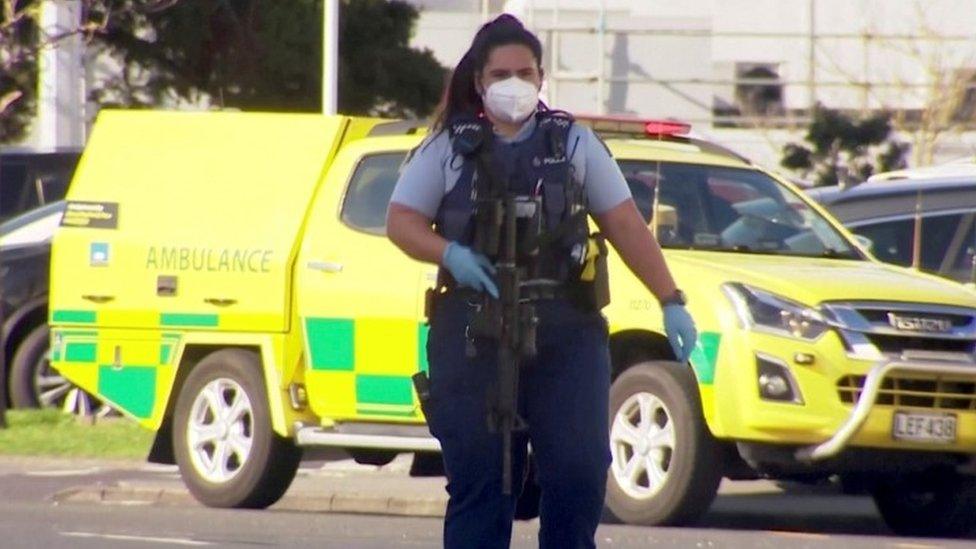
[663,304,697,363]
[442,242,499,298]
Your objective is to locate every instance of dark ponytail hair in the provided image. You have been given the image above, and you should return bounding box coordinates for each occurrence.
[431,14,543,132]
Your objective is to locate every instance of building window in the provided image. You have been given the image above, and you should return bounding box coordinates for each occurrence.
[734,63,785,117]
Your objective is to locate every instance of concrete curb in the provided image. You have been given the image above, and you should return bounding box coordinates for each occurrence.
[53,485,195,508]
[48,470,803,519]
[52,482,449,518]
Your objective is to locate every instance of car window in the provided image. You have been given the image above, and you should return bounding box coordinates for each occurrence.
[855,213,976,283]
[852,219,914,267]
[0,155,77,223]
[618,161,861,259]
[922,212,976,282]
[340,152,408,235]
[0,163,29,220]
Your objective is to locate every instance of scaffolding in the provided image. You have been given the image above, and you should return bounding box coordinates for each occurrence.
[515,0,976,132]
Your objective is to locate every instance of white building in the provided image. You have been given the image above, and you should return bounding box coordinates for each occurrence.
[20,0,976,172]
[407,0,976,170]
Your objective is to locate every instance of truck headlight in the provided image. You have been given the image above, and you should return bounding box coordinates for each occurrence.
[723,283,829,341]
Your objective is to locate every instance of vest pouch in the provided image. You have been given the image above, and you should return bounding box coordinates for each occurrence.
[439,209,473,242]
[568,233,610,311]
[542,180,566,232]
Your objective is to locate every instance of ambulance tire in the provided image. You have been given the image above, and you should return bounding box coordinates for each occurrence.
[9,324,49,408]
[871,472,976,537]
[173,348,301,509]
[604,361,722,526]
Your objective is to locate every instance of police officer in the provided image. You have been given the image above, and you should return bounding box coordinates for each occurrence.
[387,14,697,549]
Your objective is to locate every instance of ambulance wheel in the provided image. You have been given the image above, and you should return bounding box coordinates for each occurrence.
[605,361,722,526]
[871,472,976,537]
[173,348,301,508]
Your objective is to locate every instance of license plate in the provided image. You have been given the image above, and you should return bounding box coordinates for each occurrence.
[892,411,957,443]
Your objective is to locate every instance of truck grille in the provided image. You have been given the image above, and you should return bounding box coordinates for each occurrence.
[821,301,976,359]
[837,374,976,410]
[862,333,974,355]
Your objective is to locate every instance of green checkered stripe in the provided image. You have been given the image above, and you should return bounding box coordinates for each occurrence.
[51,330,181,419]
[689,331,720,384]
[305,317,429,418]
[52,309,218,327]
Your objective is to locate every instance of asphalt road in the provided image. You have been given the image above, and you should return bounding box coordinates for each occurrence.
[0,456,974,548]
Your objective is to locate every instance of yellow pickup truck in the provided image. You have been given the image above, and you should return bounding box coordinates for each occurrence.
[49,111,976,536]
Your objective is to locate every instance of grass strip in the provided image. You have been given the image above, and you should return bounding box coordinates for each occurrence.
[0,409,152,459]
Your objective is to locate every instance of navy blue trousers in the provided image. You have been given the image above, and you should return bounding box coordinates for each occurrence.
[425,294,611,549]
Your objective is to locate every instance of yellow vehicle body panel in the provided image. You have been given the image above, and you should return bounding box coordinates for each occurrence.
[50,110,350,334]
[46,111,976,460]
[293,136,430,424]
[48,110,384,430]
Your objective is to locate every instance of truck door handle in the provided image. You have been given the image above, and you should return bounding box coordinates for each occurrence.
[307,260,343,273]
[82,294,114,303]
[204,298,237,307]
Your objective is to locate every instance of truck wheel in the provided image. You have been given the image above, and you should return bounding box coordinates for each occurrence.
[871,472,976,537]
[173,348,301,508]
[605,360,723,526]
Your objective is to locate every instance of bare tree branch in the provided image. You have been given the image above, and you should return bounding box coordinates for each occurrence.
[0,89,23,117]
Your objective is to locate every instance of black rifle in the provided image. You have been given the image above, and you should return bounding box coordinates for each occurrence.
[413,127,559,496]
[466,149,553,496]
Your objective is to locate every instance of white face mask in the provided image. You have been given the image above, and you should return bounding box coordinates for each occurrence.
[482,76,539,124]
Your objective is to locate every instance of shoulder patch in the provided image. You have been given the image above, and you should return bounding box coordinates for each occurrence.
[537,110,575,160]
[448,117,490,157]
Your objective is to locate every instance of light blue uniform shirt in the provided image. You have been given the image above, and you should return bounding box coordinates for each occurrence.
[389,114,632,219]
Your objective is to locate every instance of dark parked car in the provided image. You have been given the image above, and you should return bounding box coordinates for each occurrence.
[807,165,976,285]
[0,148,80,223]
[0,201,108,414]
[0,148,97,413]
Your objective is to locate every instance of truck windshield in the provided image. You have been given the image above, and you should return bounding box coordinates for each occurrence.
[618,160,862,260]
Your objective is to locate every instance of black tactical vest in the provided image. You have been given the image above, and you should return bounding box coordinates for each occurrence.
[434,109,593,290]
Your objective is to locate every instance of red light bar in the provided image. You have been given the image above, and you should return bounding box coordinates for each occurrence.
[644,120,691,136]
[574,114,691,137]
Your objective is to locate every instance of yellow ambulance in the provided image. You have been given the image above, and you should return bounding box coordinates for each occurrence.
[49,111,976,536]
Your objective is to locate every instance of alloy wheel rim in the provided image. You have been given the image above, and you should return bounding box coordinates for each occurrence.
[610,392,676,500]
[186,378,254,483]
[34,355,73,409]
[35,355,115,417]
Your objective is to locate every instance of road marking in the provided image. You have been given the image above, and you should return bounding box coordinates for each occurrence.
[25,467,102,477]
[61,531,212,546]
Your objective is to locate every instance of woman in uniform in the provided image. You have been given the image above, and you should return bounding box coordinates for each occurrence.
[387,14,696,549]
